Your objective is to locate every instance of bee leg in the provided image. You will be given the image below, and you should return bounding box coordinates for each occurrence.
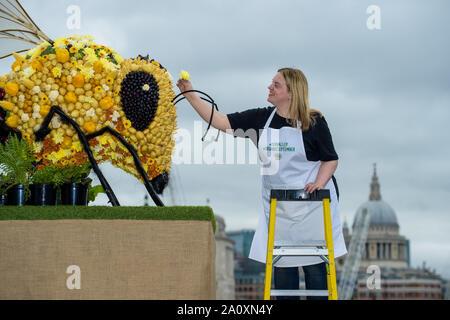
[86,126,165,207]
[34,106,121,206]
[34,105,59,141]
[0,115,22,142]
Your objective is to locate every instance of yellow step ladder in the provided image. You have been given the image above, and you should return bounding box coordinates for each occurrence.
[264,189,338,300]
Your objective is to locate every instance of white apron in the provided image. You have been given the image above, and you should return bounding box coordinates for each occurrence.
[248,109,347,267]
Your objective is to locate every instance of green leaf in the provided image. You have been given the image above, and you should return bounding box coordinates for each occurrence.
[40,46,55,56]
[88,185,105,203]
[0,134,35,198]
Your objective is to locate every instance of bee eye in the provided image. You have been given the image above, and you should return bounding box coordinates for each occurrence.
[119,71,159,131]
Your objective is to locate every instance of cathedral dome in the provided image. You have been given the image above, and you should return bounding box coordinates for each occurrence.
[354,200,399,228]
[352,164,399,229]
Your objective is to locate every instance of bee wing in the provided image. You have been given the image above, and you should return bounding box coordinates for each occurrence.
[0,0,52,59]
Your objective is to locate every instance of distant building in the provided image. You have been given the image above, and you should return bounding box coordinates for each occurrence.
[227,230,266,300]
[339,165,446,300]
[215,215,235,299]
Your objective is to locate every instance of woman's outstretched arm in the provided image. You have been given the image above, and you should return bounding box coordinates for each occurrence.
[176,79,232,132]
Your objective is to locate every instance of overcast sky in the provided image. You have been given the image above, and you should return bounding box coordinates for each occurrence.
[1,0,449,279]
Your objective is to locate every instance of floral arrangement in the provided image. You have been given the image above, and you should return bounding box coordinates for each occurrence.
[0,35,177,184]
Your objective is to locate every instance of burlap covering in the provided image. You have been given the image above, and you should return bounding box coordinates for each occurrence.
[0,220,215,299]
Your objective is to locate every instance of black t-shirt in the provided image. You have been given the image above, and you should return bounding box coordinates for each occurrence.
[227,106,339,161]
[226,106,340,199]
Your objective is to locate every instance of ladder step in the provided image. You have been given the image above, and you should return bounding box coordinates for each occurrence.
[274,240,326,247]
[271,290,329,297]
[273,248,329,256]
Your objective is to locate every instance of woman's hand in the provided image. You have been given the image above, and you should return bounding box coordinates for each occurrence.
[304,160,338,194]
[176,79,193,97]
[304,182,325,194]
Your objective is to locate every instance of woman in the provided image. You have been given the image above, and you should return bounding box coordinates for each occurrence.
[177,68,347,300]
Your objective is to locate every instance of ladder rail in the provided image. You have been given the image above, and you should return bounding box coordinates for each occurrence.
[263,189,338,300]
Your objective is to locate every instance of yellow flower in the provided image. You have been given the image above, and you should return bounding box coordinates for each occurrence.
[99,96,113,110]
[56,48,70,63]
[72,73,85,88]
[55,148,67,160]
[71,141,83,153]
[61,136,72,149]
[33,141,43,153]
[0,101,14,111]
[11,60,22,71]
[123,119,131,129]
[52,67,62,78]
[53,37,66,48]
[52,131,64,144]
[39,105,51,116]
[61,159,69,166]
[78,64,94,80]
[98,135,108,145]
[84,48,97,64]
[69,158,77,166]
[48,153,59,164]
[180,70,190,80]
[41,55,49,61]
[65,92,77,103]
[114,53,123,64]
[41,95,49,103]
[5,82,19,96]
[94,86,103,94]
[70,60,78,68]
[105,76,114,85]
[31,59,43,71]
[69,46,78,54]
[93,60,103,74]
[83,121,96,134]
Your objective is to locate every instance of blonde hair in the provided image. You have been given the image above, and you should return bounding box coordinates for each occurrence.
[277,67,322,131]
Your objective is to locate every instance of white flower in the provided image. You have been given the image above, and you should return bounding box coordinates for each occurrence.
[32,86,41,94]
[23,67,35,78]
[86,108,95,118]
[85,97,95,104]
[32,112,41,119]
[33,104,40,113]
[51,116,61,129]
[49,90,59,101]
[94,145,102,153]
[111,110,120,122]
[21,113,30,122]
[33,141,43,153]
[18,94,25,102]
[102,84,110,91]
[71,69,77,77]
[45,84,52,91]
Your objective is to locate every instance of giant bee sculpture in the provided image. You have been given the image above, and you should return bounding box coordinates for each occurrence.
[0,1,183,206]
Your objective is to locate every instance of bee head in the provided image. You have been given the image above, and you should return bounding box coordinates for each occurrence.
[116,55,176,194]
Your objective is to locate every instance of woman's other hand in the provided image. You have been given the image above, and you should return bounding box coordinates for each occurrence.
[304,182,325,194]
